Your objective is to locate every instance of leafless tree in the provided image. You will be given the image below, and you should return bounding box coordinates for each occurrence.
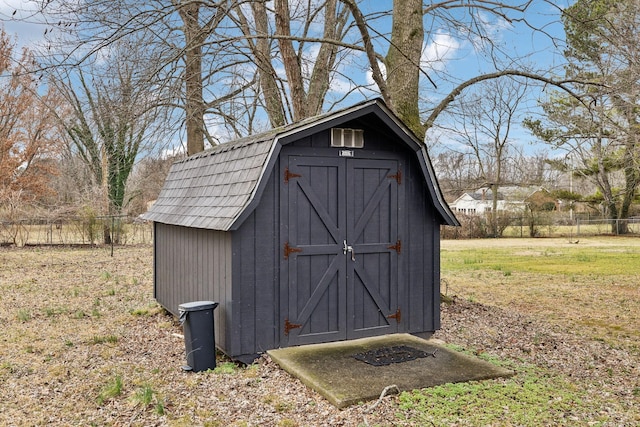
[230,0,352,126]
[31,1,247,154]
[437,77,529,235]
[47,38,166,235]
[23,0,591,161]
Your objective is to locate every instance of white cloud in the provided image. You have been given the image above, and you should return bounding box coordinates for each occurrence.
[466,11,511,52]
[161,144,186,159]
[328,75,354,94]
[204,119,236,146]
[365,61,386,85]
[425,125,469,154]
[421,33,461,72]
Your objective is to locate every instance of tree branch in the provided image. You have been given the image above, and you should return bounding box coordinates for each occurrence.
[424,70,600,131]
[341,0,390,105]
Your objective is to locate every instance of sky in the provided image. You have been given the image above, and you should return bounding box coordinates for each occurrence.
[0,1,44,48]
[411,0,573,156]
[0,0,575,156]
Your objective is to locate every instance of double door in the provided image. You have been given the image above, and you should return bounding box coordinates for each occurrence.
[281,153,404,346]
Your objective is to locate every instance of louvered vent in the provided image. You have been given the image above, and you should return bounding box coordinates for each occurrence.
[331,128,364,148]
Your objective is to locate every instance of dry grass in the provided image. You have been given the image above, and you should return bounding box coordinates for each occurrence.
[0,246,170,424]
[1,238,639,425]
[441,237,640,348]
[0,245,396,426]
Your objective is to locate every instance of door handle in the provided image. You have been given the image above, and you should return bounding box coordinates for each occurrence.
[343,240,355,261]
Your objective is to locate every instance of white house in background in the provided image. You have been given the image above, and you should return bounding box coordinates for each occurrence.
[449,186,549,215]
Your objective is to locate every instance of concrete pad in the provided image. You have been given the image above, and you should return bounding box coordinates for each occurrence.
[268,334,513,408]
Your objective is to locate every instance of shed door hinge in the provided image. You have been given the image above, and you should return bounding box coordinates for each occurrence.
[387,170,402,185]
[284,241,303,260]
[284,167,301,183]
[386,307,402,323]
[388,240,402,254]
[284,318,302,336]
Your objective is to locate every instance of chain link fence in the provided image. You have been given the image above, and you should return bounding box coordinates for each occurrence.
[0,216,153,247]
[442,213,640,239]
[3,214,639,246]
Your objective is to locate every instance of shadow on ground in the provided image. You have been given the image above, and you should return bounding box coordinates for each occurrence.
[268,333,513,408]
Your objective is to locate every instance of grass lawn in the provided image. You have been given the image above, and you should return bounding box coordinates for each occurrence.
[441,236,640,347]
[402,236,640,426]
[1,238,639,425]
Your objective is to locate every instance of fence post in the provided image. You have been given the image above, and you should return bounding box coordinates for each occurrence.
[110,216,114,257]
[520,217,523,238]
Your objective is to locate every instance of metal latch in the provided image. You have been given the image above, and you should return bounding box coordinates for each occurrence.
[343,240,355,261]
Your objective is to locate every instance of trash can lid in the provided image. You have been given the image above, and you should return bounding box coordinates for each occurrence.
[178,301,219,312]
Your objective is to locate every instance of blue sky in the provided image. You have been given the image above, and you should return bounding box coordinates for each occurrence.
[1,0,574,155]
[0,1,44,48]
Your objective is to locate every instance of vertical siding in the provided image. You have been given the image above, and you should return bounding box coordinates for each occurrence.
[230,171,279,360]
[405,156,439,334]
[154,222,232,353]
[153,126,442,360]
[431,220,441,331]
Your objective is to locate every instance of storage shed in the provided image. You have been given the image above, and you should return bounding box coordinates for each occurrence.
[144,99,459,363]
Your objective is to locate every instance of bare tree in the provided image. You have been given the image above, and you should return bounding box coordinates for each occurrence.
[0,29,66,215]
[48,38,164,240]
[439,78,529,236]
[24,0,591,159]
[230,0,352,126]
[32,0,245,154]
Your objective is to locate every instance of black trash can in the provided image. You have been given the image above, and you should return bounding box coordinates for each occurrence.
[178,301,219,372]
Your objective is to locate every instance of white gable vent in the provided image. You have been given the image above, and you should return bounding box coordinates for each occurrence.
[331,128,364,148]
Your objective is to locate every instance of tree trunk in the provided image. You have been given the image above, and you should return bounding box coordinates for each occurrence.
[385,0,424,139]
[306,0,340,116]
[618,139,639,234]
[179,2,205,155]
[275,0,307,121]
[248,2,286,128]
[491,183,499,237]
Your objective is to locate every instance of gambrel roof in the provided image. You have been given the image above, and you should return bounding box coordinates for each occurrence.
[143,133,276,230]
[143,98,459,230]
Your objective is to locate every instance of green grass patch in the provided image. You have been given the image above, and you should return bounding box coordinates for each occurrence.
[130,308,150,316]
[132,384,154,407]
[97,374,123,405]
[397,364,593,426]
[90,335,119,345]
[17,309,31,322]
[130,304,162,317]
[212,362,238,374]
[44,307,59,317]
[130,383,164,415]
[441,244,640,276]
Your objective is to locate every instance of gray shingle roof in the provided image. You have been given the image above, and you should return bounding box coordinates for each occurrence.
[143,98,459,230]
[142,132,275,230]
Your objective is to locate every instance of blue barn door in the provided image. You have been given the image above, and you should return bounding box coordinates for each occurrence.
[281,154,403,346]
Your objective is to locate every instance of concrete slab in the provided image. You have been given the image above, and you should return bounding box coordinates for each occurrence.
[268,334,513,408]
